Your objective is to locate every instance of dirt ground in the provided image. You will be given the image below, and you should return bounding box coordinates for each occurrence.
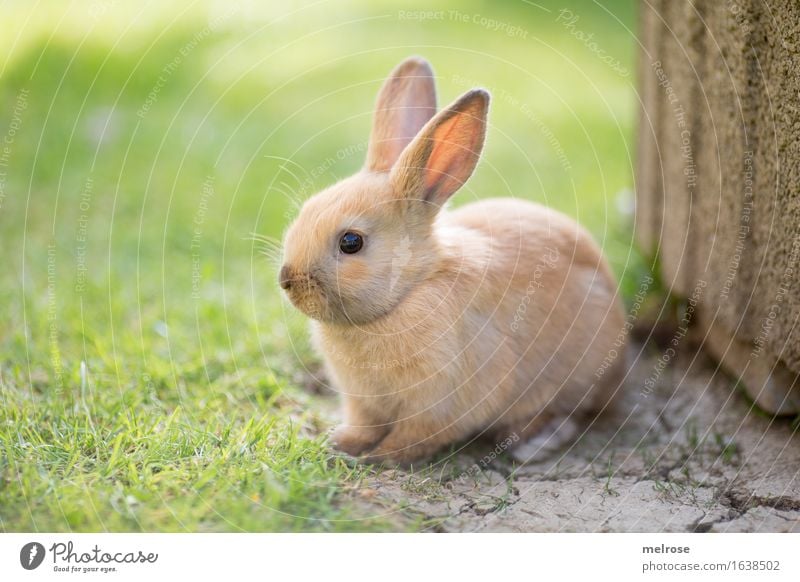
[345,343,800,532]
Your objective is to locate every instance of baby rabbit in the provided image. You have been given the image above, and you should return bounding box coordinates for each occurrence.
[280,57,626,464]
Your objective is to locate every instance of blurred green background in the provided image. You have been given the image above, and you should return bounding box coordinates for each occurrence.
[0,0,642,531]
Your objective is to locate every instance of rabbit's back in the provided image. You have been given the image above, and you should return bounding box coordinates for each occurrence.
[440,197,626,421]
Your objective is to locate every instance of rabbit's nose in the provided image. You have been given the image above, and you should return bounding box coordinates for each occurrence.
[279,265,292,290]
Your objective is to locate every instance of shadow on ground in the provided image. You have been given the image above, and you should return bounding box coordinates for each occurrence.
[339,343,800,532]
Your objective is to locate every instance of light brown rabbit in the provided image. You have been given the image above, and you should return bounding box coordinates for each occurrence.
[280,57,626,464]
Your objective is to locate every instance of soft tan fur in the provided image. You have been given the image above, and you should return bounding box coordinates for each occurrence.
[280,57,626,464]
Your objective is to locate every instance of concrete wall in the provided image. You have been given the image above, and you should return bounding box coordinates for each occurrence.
[636,0,800,414]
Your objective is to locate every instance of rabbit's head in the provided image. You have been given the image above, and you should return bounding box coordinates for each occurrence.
[280,57,489,325]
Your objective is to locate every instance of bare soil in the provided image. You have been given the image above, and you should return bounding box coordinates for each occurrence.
[344,344,800,532]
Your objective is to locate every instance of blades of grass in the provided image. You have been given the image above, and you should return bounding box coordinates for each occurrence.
[104,433,125,479]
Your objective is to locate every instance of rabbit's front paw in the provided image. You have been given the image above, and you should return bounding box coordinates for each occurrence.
[361,431,440,466]
[329,424,387,457]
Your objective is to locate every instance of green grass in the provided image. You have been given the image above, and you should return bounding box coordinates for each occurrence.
[0,0,642,531]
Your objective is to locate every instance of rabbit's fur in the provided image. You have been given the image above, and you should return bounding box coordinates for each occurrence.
[280,57,626,464]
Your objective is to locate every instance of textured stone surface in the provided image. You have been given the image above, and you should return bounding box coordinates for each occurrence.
[708,507,800,533]
[635,0,800,413]
[348,345,800,532]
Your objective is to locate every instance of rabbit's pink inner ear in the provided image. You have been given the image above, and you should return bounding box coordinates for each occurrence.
[365,58,437,172]
[420,90,489,205]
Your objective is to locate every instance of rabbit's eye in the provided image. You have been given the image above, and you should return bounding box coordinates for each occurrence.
[339,231,363,254]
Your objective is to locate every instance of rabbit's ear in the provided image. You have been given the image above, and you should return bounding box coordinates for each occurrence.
[365,57,437,172]
[391,89,489,208]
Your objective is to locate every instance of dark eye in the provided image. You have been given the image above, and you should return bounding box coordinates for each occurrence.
[339,231,363,254]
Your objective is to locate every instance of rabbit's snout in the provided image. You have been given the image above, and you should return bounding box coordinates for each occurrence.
[279,264,329,320]
[279,264,293,290]
[278,264,318,296]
